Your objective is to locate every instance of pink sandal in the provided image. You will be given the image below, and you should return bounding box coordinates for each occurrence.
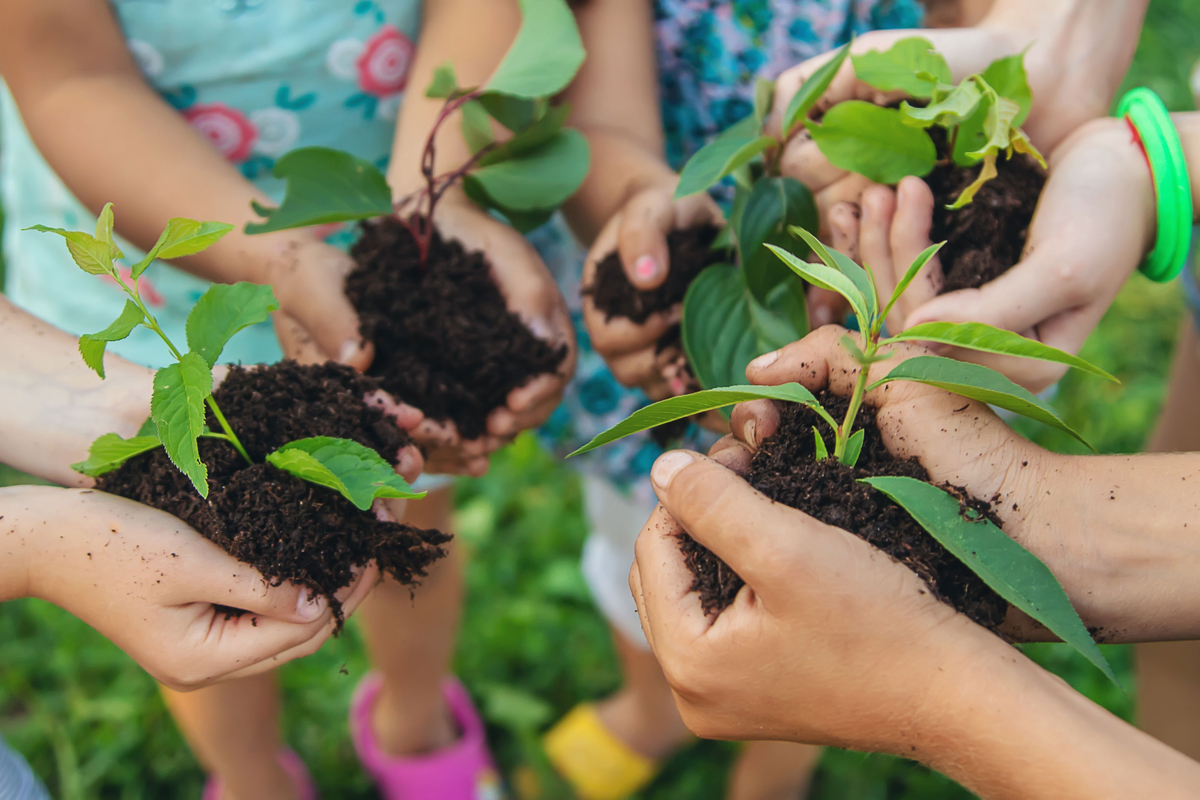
[200,748,317,800]
[350,672,504,800]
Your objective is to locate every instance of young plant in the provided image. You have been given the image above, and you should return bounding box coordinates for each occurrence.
[29,206,424,510]
[668,46,855,390]
[806,37,1046,208]
[243,0,590,260]
[570,226,1120,684]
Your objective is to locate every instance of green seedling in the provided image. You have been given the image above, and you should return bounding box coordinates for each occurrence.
[806,36,1046,207]
[244,0,590,261]
[570,226,1120,685]
[29,206,423,510]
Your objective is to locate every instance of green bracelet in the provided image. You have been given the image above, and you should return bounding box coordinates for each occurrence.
[1116,88,1192,283]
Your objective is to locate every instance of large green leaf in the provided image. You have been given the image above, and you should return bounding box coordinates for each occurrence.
[79,300,145,378]
[781,43,851,137]
[980,53,1032,126]
[484,0,584,99]
[477,94,538,132]
[808,102,937,185]
[569,383,832,456]
[790,226,878,322]
[951,99,990,166]
[900,81,982,129]
[861,476,1117,685]
[869,355,1090,447]
[674,116,772,198]
[850,37,951,98]
[887,322,1117,381]
[71,432,162,477]
[244,147,394,234]
[186,283,281,367]
[477,103,571,165]
[24,226,117,276]
[881,242,944,323]
[766,244,869,329]
[266,436,425,510]
[462,129,589,212]
[461,99,497,154]
[739,177,817,302]
[151,353,213,497]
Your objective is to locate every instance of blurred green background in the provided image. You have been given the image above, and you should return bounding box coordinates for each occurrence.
[2,2,1199,797]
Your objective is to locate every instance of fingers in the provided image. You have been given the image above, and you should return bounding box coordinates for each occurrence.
[617,190,674,290]
[271,244,373,370]
[730,399,781,451]
[364,390,424,432]
[584,301,681,358]
[273,311,328,366]
[632,504,713,652]
[887,177,941,323]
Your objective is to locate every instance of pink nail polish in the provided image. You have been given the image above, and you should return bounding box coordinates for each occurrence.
[634,256,660,281]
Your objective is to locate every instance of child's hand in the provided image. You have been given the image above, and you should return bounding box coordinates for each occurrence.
[8,486,378,691]
[582,182,724,399]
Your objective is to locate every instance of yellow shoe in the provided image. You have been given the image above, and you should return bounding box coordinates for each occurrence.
[542,704,659,800]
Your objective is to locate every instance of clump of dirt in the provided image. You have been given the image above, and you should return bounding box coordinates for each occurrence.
[346,216,569,441]
[680,392,1009,630]
[97,361,450,624]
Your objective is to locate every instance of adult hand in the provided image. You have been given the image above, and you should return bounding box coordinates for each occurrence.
[9,486,379,691]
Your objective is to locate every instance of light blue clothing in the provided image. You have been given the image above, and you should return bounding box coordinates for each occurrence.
[1,0,422,368]
[0,735,49,800]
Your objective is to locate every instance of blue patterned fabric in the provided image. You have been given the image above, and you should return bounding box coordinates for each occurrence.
[0,735,49,800]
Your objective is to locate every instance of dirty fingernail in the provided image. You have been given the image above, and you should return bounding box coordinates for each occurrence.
[749,350,779,371]
[634,256,661,282]
[652,450,697,488]
[296,590,327,621]
[745,419,757,449]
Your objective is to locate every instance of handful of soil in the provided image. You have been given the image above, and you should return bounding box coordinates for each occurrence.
[346,217,569,441]
[97,361,450,624]
[679,392,1008,630]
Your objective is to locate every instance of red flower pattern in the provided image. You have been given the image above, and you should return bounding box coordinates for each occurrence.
[184,103,258,163]
[356,24,414,97]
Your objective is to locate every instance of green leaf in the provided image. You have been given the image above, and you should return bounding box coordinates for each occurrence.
[967,94,1021,161]
[674,116,772,198]
[151,353,213,497]
[477,103,571,165]
[150,218,236,263]
[244,147,394,234]
[851,37,951,98]
[569,383,832,456]
[861,476,1118,685]
[869,355,1090,447]
[94,203,124,260]
[739,177,817,302]
[841,428,865,467]
[887,322,1117,381]
[265,436,425,510]
[426,62,458,98]
[979,53,1032,126]
[790,226,877,323]
[900,81,982,129]
[460,99,496,153]
[753,77,775,124]
[484,0,584,99]
[881,241,944,323]
[808,102,937,185]
[462,129,589,212]
[813,427,829,460]
[766,243,869,329]
[782,43,851,137]
[24,226,117,277]
[79,300,145,378]
[948,151,998,209]
[477,94,538,132]
[136,415,157,438]
[71,432,162,477]
[186,283,281,368]
[951,99,990,166]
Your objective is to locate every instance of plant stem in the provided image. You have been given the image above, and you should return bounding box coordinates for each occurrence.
[832,338,876,462]
[205,396,252,464]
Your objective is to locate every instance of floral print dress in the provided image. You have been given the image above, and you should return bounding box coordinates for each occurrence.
[1,0,422,368]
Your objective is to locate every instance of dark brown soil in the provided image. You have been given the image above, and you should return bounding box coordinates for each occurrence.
[681,392,1009,629]
[96,361,450,624]
[346,216,569,441]
[925,128,1046,293]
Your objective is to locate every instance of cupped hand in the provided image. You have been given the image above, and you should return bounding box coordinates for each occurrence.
[582,182,724,399]
[21,486,379,691]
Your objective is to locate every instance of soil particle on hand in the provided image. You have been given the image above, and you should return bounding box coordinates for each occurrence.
[97,361,450,625]
[345,216,568,441]
[681,392,1009,629]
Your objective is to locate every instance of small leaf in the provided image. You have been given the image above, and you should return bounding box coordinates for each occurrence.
[460,99,496,153]
[79,300,145,378]
[244,147,394,234]
[791,226,877,323]
[808,102,937,185]
[782,43,851,137]
[477,93,538,132]
[1010,128,1047,169]
[979,53,1032,126]
[94,203,123,259]
[851,37,951,98]
[813,427,829,460]
[71,432,162,477]
[266,436,425,510]
[881,242,945,323]
[462,129,589,212]
[887,322,1117,381]
[947,150,997,209]
[426,62,458,98]
[840,428,865,467]
[861,476,1118,685]
[753,77,775,124]
[484,0,585,99]
[766,243,869,329]
[151,218,236,262]
[477,103,570,165]
[151,354,213,497]
[674,116,772,198]
[951,99,990,166]
[186,283,281,367]
[967,94,1021,161]
[900,81,982,128]
[569,384,833,457]
[136,416,157,438]
[24,226,116,276]
[739,177,817,302]
[869,355,1090,447]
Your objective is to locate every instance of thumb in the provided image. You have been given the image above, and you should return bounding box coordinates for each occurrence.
[617,191,674,290]
[273,244,373,370]
[201,563,332,625]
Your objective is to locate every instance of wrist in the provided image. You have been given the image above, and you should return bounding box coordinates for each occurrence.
[0,486,47,602]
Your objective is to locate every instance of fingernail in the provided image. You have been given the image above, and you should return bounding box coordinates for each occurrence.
[749,350,779,371]
[652,450,696,488]
[296,590,327,621]
[669,376,687,395]
[634,256,661,281]
[338,340,361,364]
[745,419,758,449]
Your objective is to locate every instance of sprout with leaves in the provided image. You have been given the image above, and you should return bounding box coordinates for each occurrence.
[570,225,1120,685]
[244,0,590,262]
[807,37,1046,208]
[29,206,423,511]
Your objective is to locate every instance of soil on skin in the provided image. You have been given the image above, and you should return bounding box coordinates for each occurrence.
[346,216,568,441]
[680,392,1009,630]
[96,361,450,624]
[925,128,1046,293]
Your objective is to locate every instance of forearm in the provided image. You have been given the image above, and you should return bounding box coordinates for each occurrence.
[562,129,676,245]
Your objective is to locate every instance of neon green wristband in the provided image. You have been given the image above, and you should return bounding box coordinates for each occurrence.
[1116,88,1192,283]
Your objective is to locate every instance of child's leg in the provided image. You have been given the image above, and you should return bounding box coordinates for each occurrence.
[1138,320,1200,759]
[727,741,823,800]
[162,672,296,800]
[595,626,692,759]
[357,486,461,755]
